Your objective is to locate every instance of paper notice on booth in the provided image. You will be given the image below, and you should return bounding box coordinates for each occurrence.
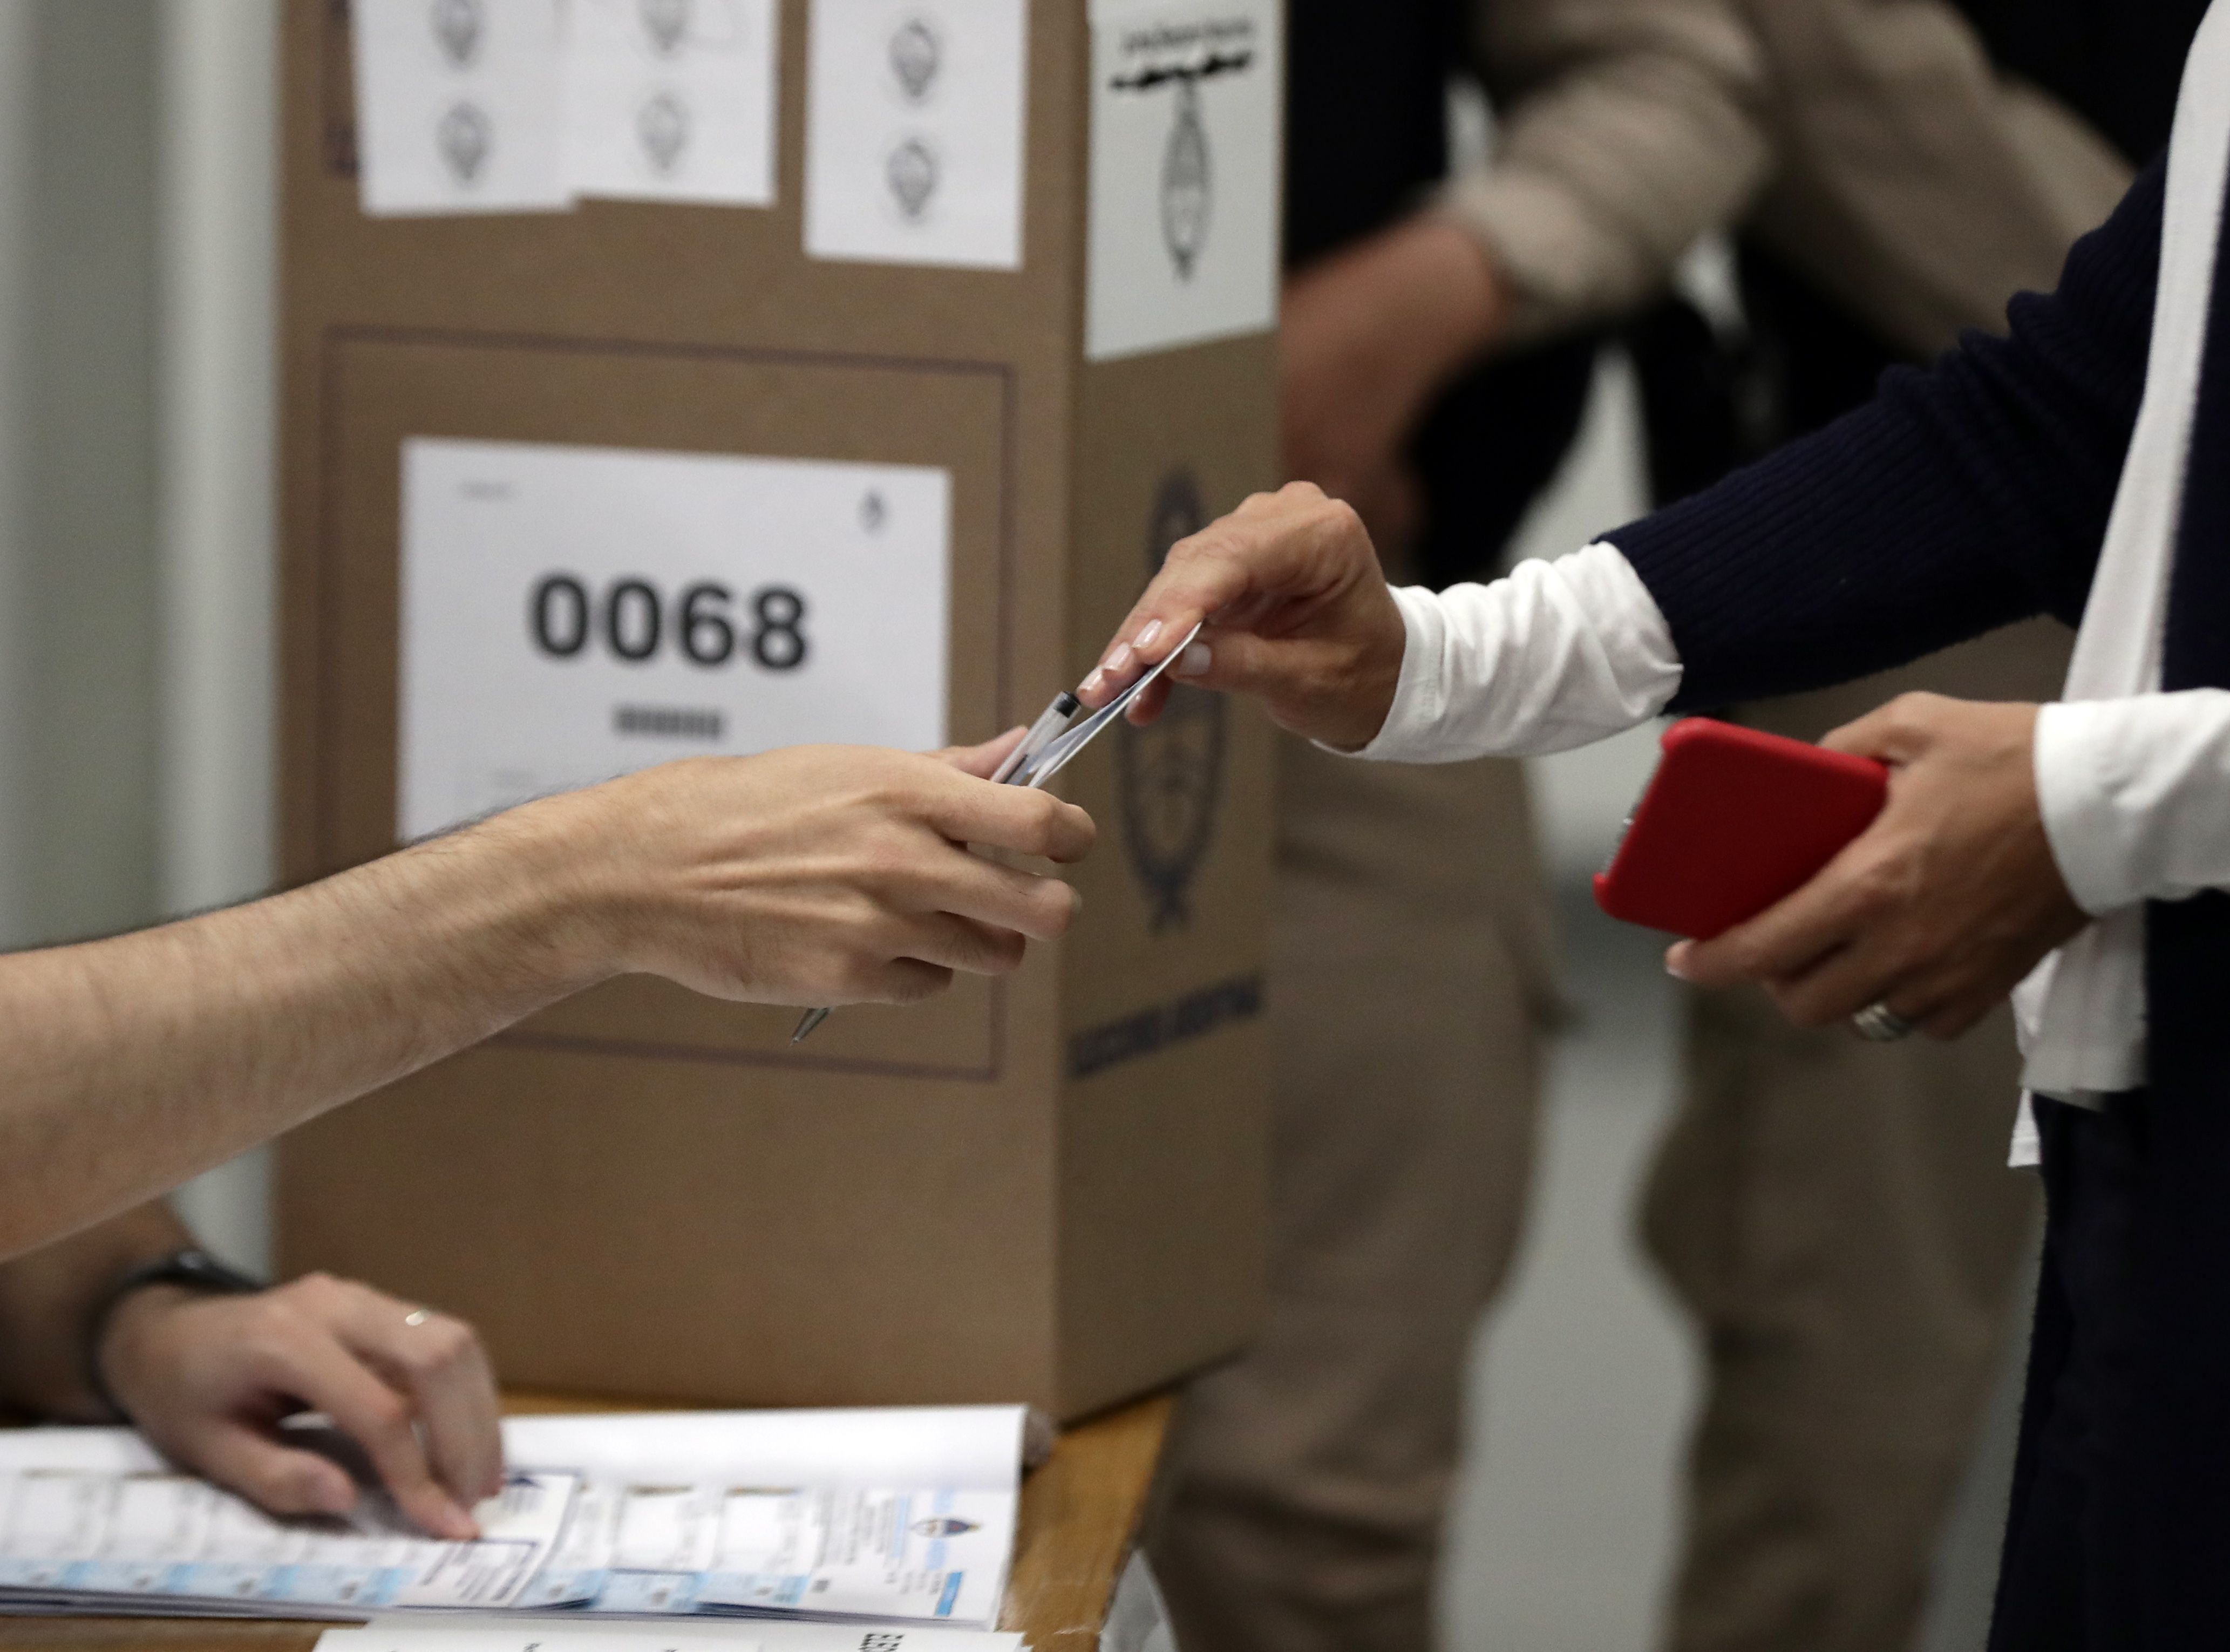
[564,0,780,205]
[397,438,950,841]
[804,0,1028,269]
[1085,0,1281,359]
[353,0,571,216]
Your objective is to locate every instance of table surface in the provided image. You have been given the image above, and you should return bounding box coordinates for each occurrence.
[0,1389,1173,1652]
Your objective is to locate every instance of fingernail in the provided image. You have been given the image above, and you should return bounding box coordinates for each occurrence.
[1082,668,1105,696]
[1134,618,1163,649]
[1105,643,1134,674]
[1664,946,1695,982]
[1174,642,1212,677]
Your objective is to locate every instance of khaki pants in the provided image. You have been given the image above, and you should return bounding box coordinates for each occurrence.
[1645,621,2065,1652]
[1148,737,1555,1652]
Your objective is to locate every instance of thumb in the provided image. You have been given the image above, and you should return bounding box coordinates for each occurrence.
[1819,703,1919,763]
[183,1420,361,1521]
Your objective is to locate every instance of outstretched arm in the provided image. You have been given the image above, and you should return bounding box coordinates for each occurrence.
[0,738,1090,1261]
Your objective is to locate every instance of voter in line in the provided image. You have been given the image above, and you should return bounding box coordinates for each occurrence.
[0,736,1088,1526]
[1084,18,2230,1636]
[0,1199,497,1540]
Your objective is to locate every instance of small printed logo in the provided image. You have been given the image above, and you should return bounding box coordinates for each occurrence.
[889,15,942,102]
[430,0,483,67]
[886,135,940,220]
[437,101,492,183]
[912,1517,980,1538]
[637,89,691,173]
[640,0,692,56]
[1119,471,1227,931]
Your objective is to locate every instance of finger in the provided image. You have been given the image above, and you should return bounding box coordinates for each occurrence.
[1670,854,1879,989]
[178,1420,361,1522]
[1818,693,1945,762]
[869,957,955,1004]
[259,1330,478,1539]
[1760,939,1930,1028]
[919,776,1096,864]
[891,911,1031,977]
[936,727,1028,779]
[325,1288,505,1508]
[920,855,1081,941]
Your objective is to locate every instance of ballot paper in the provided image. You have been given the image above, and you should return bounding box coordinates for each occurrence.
[353,0,572,215]
[804,0,1029,268]
[0,1406,1024,1629]
[564,0,780,204]
[316,1619,1025,1651]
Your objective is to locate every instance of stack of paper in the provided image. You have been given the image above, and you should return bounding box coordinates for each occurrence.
[0,1406,1024,1629]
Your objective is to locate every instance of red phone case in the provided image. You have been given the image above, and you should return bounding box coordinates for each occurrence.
[1593,718,1889,939]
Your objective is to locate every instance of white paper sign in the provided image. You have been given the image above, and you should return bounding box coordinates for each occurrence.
[353,0,571,216]
[1085,0,1281,360]
[399,439,951,840]
[804,0,1028,269]
[564,0,780,205]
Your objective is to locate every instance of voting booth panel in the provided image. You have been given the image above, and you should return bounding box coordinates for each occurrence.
[276,0,1279,1418]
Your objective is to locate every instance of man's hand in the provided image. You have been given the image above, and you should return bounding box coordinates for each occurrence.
[1076,481,1406,751]
[1282,215,1507,544]
[542,743,1095,1010]
[1667,696,2090,1037]
[98,1274,500,1540]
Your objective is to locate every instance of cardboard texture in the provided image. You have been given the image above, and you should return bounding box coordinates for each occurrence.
[276,0,1275,1418]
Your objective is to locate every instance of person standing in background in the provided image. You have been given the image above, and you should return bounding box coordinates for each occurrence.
[1147,4,1769,1649]
[1634,7,2203,1649]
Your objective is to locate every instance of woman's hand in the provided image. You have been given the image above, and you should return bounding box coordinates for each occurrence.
[1667,695,2090,1037]
[98,1273,501,1539]
[1075,481,1407,750]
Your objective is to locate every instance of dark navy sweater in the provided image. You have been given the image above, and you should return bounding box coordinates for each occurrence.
[1611,155,2164,712]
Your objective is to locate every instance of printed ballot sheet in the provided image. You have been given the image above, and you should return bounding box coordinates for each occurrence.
[564,0,780,204]
[317,1617,1026,1651]
[0,1407,1025,1629]
[805,0,1029,268]
[398,438,950,842]
[1085,0,1282,359]
[353,0,572,215]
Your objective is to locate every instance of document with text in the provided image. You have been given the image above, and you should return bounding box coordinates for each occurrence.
[0,1406,1024,1629]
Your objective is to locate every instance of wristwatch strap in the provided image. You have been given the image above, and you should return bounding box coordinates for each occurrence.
[86,1247,266,1420]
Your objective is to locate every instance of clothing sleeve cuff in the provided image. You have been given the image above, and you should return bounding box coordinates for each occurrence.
[1429,174,1616,351]
[1320,585,1445,762]
[2034,699,2143,916]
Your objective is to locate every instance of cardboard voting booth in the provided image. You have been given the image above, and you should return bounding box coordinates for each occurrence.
[275,0,1280,1419]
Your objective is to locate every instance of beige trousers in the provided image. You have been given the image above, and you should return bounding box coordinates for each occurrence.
[1148,737,1555,1652]
[1149,623,2063,1652]
[1644,622,2065,1652]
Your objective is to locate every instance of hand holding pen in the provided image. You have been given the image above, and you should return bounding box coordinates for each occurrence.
[792,624,1201,1044]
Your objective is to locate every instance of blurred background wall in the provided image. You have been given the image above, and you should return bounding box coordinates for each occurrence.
[0,7,2015,1647]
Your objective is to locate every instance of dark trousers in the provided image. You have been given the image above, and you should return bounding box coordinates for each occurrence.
[1989,1093,2146,1650]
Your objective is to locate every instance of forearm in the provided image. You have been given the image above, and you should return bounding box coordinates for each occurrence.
[0,1201,190,1419]
[1443,0,1770,345]
[0,801,603,1260]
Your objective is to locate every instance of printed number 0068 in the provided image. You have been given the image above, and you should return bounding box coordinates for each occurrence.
[529,574,808,671]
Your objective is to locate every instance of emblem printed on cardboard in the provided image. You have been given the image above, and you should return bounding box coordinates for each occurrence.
[437,100,494,182]
[1086,0,1281,359]
[806,0,1026,269]
[1118,470,1227,932]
